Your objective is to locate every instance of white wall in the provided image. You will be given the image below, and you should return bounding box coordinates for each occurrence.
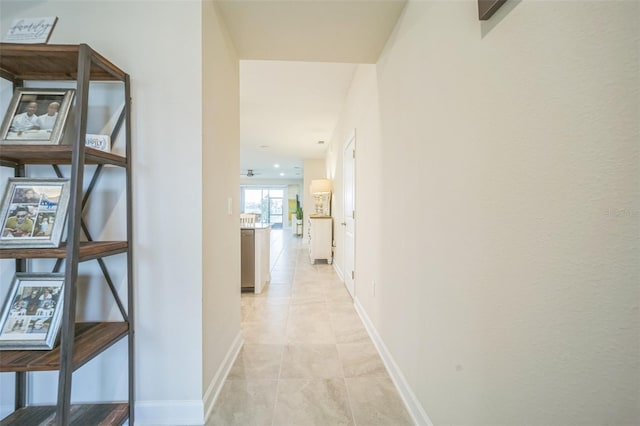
[328,1,639,425]
[0,2,239,424]
[326,64,382,301]
[239,178,302,186]
[201,1,242,421]
[0,78,15,417]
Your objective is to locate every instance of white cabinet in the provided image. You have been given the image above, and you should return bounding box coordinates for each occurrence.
[308,217,332,264]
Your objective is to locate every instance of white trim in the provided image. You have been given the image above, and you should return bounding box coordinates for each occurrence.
[0,404,13,420]
[203,331,244,424]
[354,298,434,426]
[333,261,344,282]
[133,332,243,426]
[342,128,356,299]
[134,400,205,425]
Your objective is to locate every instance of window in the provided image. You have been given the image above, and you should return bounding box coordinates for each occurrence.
[241,186,285,228]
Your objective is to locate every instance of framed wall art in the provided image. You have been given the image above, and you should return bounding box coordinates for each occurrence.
[0,273,65,350]
[0,88,74,145]
[0,178,71,248]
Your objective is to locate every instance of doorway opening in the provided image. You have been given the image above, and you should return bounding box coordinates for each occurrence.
[241,186,285,229]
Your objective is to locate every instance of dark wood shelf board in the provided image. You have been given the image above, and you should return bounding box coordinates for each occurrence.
[0,241,128,261]
[0,402,128,425]
[0,145,127,167]
[0,322,129,373]
[0,43,127,82]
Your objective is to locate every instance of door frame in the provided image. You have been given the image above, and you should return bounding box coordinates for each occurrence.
[343,129,356,298]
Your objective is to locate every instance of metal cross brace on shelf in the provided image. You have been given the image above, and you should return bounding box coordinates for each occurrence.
[47,107,128,322]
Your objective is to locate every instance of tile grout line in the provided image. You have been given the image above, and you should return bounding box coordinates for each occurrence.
[270,343,286,426]
[271,233,300,426]
[264,230,291,426]
[333,308,358,426]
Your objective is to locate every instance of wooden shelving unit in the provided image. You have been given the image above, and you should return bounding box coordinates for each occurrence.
[0,403,129,426]
[0,44,126,82]
[0,145,127,167]
[0,241,128,261]
[0,322,129,373]
[0,43,134,426]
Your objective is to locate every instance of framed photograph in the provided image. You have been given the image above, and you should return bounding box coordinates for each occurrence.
[0,88,74,145]
[0,178,71,248]
[0,273,65,350]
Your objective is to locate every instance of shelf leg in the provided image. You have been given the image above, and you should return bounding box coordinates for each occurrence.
[124,72,135,426]
[14,372,26,410]
[55,42,92,426]
[14,259,26,273]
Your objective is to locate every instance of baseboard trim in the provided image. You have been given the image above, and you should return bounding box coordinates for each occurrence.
[354,298,434,426]
[333,261,344,282]
[0,404,13,421]
[134,399,204,425]
[133,331,243,426]
[203,331,244,423]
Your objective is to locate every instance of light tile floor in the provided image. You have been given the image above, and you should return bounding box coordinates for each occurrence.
[207,230,413,426]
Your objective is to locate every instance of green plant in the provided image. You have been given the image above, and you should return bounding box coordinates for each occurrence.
[296,206,303,220]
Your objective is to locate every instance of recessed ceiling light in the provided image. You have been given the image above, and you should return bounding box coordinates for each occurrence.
[279,172,284,176]
[274,164,280,168]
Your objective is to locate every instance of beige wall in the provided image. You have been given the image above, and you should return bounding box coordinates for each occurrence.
[201,0,241,419]
[330,1,639,424]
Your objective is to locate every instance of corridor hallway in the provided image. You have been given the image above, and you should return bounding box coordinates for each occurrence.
[208,229,413,425]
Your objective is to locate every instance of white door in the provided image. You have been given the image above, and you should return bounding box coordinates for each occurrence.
[343,131,356,298]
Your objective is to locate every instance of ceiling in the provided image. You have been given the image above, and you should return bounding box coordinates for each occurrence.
[215,0,407,180]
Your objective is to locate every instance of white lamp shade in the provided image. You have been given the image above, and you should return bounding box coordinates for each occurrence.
[311,179,332,194]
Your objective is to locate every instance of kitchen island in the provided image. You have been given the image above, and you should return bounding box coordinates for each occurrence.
[241,223,271,293]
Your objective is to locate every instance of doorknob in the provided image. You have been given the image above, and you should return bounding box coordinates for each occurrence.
[341,222,346,226]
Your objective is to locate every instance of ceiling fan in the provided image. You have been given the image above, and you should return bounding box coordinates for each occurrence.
[240,169,261,177]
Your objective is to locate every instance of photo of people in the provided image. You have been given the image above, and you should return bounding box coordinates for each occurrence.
[34,213,55,237]
[26,317,51,334]
[2,206,34,237]
[5,94,65,140]
[0,275,64,349]
[0,181,66,244]
[0,88,74,145]
[3,317,28,334]
[12,187,42,204]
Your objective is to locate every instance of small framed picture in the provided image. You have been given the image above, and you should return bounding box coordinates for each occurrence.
[85,133,111,152]
[0,273,65,350]
[0,178,71,248]
[0,88,74,145]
